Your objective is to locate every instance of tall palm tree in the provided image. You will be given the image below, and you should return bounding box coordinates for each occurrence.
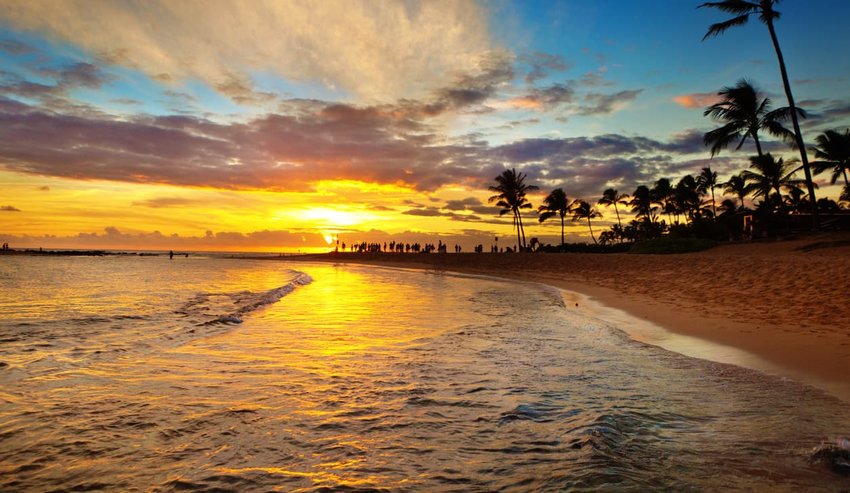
[697,166,719,217]
[742,153,806,203]
[538,188,574,247]
[629,185,657,222]
[489,168,538,251]
[723,172,749,209]
[597,188,630,228]
[703,79,797,157]
[811,129,850,188]
[571,200,601,245]
[701,0,818,215]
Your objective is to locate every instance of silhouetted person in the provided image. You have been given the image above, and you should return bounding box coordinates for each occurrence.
[169,250,174,259]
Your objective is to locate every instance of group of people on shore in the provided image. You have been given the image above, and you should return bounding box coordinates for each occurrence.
[340,239,518,254]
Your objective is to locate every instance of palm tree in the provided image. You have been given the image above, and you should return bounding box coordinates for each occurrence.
[742,153,806,204]
[571,200,601,245]
[651,178,676,224]
[597,188,630,228]
[723,172,749,209]
[675,174,705,222]
[488,168,538,251]
[538,188,574,247]
[697,166,719,217]
[701,0,817,215]
[811,129,850,188]
[629,185,657,222]
[703,79,797,157]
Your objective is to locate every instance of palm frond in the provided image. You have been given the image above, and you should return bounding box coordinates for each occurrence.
[702,14,751,39]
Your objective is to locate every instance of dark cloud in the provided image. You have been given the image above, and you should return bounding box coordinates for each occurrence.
[520,52,570,83]
[428,51,514,113]
[1,205,21,211]
[0,86,776,203]
[577,72,613,88]
[132,197,202,208]
[577,89,642,115]
[110,98,141,106]
[0,39,35,55]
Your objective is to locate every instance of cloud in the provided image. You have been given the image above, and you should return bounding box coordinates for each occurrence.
[0,93,743,201]
[0,0,496,103]
[132,197,203,208]
[508,83,575,111]
[0,38,35,55]
[1,205,21,211]
[577,71,613,88]
[577,89,642,115]
[520,52,570,84]
[673,92,721,109]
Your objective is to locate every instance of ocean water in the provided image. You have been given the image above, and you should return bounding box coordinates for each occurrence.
[1,255,848,492]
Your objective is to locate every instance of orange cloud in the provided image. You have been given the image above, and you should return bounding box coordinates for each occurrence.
[673,92,720,109]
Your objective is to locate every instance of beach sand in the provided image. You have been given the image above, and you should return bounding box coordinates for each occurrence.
[292,233,850,401]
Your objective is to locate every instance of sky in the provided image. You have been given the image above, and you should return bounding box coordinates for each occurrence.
[1,0,849,252]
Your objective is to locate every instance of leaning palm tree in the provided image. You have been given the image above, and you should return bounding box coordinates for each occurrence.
[742,153,806,203]
[703,79,797,157]
[723,172,750,210]
[488,168,538,251]
[571,200,602,245]
[597,188,630,228]
[811,129,850,188]
[538,188,574,247]
[697,166,719,217]
[701,0,817,214]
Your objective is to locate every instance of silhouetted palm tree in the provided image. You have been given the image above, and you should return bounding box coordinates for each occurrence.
[675,174,706,222]
[723,172,749,209]
[489,168,538,251]
[718,198,739,217]
[629,185,657,222]
[651,178,676,224]
[811,129,850,188]
[538,188,574,247]
[701,0,817,214]
[598,188,630,228]
[742,153,806,203]
[697,166,719,217]
[703,79,797,157]
[571,200,601,245]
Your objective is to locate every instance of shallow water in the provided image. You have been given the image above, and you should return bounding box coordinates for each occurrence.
[1,255,848,491]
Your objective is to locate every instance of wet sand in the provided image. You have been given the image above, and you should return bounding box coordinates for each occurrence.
[291,233,850,401]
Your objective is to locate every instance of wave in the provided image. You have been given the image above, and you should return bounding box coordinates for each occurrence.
[178,272,313,325]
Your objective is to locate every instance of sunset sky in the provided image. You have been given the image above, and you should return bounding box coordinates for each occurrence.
[1,0,849,252]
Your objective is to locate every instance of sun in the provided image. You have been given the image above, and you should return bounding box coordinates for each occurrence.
[300,207,370,227]
[323,234,335,245]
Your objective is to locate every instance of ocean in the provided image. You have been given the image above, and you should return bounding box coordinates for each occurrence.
[1,254,848,491]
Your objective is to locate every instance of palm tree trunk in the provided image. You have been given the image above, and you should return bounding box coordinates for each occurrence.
[512,211,521,251]
[586,217,597,245]
[843,167,849,188]
[613,203,622,228]
[766,19,817,223]
[752,133,764,157]
[517,210,527,251]
[710,187,717,218]
[559,215,565,246]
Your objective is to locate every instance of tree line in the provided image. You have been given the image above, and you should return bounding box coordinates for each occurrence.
[488,1,850,251]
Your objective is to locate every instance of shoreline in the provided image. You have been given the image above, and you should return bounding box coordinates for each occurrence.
[282,234,850,402]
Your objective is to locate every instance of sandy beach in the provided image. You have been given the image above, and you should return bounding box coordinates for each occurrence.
[293,233,850,401]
